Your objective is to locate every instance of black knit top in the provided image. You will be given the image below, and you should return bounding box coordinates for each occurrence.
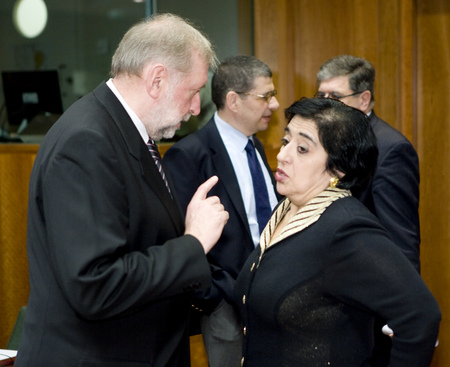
[235,197,440,367]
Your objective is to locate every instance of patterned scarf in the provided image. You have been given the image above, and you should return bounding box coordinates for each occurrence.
[258,187,351,260]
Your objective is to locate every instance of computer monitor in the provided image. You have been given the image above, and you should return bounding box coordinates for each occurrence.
[1,70,63,129]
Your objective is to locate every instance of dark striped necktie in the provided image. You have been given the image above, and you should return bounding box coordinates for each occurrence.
[147,139,172,197]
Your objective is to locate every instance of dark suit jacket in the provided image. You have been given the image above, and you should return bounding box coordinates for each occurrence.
[235,197,440,367]
[163,117,280,313]
[356,112,421,272]
[16,82,211,367]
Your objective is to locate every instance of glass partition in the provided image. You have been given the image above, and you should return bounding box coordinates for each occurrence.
[0,0,252,140]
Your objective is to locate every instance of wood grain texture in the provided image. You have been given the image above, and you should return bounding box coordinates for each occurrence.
[416,1,450,365]
[0,144,38,348]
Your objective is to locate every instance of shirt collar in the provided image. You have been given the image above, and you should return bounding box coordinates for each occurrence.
[106,78,149,144]
[214,111,253,152]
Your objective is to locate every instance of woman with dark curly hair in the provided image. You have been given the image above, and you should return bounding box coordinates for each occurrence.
[235,97,440,367]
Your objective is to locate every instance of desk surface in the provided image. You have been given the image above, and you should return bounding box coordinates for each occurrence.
[0,350,16,366]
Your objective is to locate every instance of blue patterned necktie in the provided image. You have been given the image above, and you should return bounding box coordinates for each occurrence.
[147,139,172,197]
[245,139,272,234]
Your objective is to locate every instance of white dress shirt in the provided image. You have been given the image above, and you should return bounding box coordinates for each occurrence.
[106,78,149,144]
[214,112,278,246]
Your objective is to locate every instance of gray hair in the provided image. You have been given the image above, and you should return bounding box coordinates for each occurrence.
[111,13,218,78]
[317,55,375,106]
[211,55,272,110]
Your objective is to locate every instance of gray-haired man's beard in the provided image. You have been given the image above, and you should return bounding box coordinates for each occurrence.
[156,113,192,140]
[159,125,179,140]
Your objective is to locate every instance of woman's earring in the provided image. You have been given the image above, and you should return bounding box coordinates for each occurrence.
[330,177,339,188]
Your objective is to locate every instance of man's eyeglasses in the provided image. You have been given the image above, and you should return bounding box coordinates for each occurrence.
[314,91,363,100]
[237,89,277,102]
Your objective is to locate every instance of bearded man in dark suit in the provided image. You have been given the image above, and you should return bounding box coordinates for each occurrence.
[16,13,229,367]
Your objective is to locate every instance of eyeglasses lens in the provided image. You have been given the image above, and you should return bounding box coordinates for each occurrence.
[314,91,340,100]
[264,90,277,102]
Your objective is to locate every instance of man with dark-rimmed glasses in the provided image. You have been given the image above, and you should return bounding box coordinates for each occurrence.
[164,55,281,367]
[316,54,421,367]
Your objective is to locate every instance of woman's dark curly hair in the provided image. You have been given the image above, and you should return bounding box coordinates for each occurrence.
[284,97,378,195]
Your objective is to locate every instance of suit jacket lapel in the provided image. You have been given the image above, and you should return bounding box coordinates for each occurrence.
[93,82,184,234]
[205,120,253,238]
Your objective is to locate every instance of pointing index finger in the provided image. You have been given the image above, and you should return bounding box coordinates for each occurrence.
[192,175,219,201]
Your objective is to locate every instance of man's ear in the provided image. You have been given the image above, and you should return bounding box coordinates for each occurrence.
[359,90,372,113]
[226,91,240,113]
[145,64,166,99]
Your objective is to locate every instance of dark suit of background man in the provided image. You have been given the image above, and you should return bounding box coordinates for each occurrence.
[315,54,421,367]
[164,55,281,367]
[16,13,229,367]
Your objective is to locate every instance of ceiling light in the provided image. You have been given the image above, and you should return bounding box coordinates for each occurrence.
[13,0,48,39]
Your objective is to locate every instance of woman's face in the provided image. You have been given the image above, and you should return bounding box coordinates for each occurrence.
[275,116,334,207]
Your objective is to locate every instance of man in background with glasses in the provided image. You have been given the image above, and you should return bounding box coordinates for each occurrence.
[316,54,421,367]
[164,55,281,367]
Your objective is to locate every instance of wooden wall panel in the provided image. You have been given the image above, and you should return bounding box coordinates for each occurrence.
[376,0,401,133]
[254,0,296,168]
[416,1,450,365]
[254,0,416,160]
[0,144,38,348]
[290,0,379,100]
[254,0,450,365]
